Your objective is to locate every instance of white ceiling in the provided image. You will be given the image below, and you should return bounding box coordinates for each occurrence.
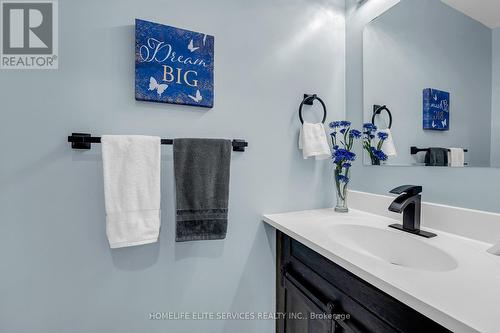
[441,0,500,29]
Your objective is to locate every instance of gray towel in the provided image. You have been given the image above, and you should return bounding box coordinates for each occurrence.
[173,138,232,242]
[425,148,448,166]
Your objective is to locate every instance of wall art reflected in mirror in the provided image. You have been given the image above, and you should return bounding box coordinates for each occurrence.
[363,0,500,167]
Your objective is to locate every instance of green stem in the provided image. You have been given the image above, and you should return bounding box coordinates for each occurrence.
[335,168,344,201]
[363,141,375,160]
[377,138,385,151]
[343,127,349,149]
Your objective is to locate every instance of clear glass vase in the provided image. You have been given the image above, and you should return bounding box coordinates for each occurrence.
[334,169,349,213]
[370,156,381,166]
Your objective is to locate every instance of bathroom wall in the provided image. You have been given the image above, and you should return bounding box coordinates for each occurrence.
[346,0,500,213]
[491,27,500,167]
[363,0,492,166]
[0,0,345,332]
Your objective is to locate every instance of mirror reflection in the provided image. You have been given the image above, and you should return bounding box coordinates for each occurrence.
[363,0,500,167]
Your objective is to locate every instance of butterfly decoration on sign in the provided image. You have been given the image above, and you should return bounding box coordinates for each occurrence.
[188,89,202,103]
[187,39,199,52]
[135,19,214,108]
[149,77,168,96]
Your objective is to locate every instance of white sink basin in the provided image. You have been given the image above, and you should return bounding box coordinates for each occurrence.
[329,224,458,272]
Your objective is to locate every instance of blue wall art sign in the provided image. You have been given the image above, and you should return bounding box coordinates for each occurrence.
[135,19,214,108]
[423,88,450,131]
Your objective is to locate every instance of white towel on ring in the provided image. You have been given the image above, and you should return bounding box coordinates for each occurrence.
[299,123,331,160]
[379,128,397,157]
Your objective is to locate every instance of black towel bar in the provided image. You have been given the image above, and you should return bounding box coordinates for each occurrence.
[68,133,248,152]
[410,146,468,155]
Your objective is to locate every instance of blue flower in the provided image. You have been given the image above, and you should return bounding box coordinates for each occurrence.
[329,121,341,129]
[340,121,351,127]
[333,145,339,150]
[332,148,356,164]
[342,162,351,169]
[337,174,349,183]
[369,134,375,139]
[340,128,346,134]
[363,123,377,133]
[349,129,362,139]
[377,131,389,141]
[370,147,388,161]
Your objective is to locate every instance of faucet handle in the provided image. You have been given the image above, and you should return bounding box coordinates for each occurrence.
[389,185,422,196]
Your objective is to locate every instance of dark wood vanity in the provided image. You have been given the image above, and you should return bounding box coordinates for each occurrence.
[276,231,451,333]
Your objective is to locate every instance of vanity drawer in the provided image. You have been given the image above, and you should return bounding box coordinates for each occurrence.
[282,261,396,333]
[278,232,450,333]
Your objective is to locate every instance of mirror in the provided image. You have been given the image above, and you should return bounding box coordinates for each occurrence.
[363,0,500,167]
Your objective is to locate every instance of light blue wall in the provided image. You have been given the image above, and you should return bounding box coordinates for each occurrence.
[363,0,492,166]
[346,0,500,213]
[491,27,500,167]
[0,0,345,332]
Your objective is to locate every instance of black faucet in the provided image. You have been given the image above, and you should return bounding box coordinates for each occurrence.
[388,185,436,238]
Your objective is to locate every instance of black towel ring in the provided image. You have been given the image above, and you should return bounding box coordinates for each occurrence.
[299,94,327,124]
[372,105,393,129]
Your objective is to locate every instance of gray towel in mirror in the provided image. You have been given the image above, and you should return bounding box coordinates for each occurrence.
[173,138,232,242]
[425,148,448,166]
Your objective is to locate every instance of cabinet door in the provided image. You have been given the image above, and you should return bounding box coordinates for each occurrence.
[284,271,335,333]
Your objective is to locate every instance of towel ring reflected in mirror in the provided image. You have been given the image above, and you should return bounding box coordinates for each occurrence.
[372,105,393,129]
[299,94,327,124]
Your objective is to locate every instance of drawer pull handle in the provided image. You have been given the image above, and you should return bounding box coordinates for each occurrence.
[284,269,333,314]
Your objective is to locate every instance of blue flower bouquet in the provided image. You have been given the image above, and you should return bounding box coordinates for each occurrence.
[362,123,388,165]
[329,121,361,212]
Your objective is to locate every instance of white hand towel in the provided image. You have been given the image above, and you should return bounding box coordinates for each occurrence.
[448,148,464,167]
[298,123,331,160]
[379,128,397,157]
[101,135,161,248]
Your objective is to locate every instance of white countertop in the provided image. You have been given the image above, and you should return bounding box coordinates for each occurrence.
[263,208,500,333]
